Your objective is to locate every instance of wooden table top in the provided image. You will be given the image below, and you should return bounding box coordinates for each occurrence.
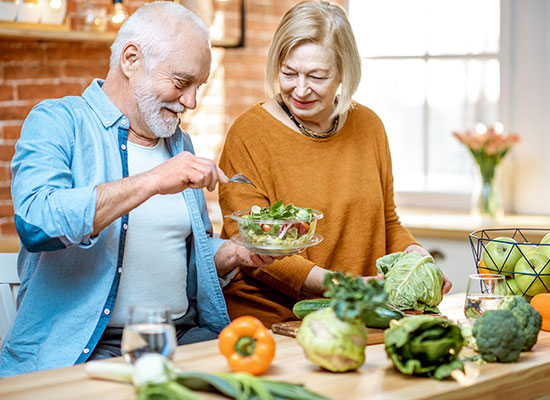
[1,293,550,400]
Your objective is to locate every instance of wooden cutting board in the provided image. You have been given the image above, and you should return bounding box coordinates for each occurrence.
[271,320,386,345]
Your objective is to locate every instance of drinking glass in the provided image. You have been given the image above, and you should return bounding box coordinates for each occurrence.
[464,274,507,321]
[121,304,177,364]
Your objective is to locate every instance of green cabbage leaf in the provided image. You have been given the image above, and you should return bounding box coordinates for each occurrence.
[376,251,443,312]
[384,315,464,380]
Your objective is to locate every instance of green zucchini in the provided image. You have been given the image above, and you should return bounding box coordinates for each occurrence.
[292,299,405,329]
[363,304,405,329]
[293,299,331,319]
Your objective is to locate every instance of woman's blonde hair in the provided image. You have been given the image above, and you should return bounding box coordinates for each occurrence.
[265,1,361,116]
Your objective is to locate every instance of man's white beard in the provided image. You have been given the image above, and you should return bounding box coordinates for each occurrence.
[134,77,185,138]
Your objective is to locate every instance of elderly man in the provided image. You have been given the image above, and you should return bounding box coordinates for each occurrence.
[0,2,272,376]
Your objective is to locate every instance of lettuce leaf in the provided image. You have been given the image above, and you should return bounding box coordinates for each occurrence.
[384,315,464,380]
[376,252,443,312]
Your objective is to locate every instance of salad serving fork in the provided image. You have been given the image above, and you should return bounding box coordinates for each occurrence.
[227,173,257,189]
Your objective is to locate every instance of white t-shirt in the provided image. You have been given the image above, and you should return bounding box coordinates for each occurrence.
[108,138,192,327]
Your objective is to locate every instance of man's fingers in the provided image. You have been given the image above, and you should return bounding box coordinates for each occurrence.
[217,167,228,184]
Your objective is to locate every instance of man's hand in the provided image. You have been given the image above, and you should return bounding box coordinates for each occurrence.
[146,151,228,194]
[214,241,281,277]
[93,152,228,236]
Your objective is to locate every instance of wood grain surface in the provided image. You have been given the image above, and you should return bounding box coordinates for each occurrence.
[271,320,386,345]
[1,294,550,400]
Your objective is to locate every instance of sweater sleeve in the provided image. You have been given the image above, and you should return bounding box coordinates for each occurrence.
[218,110,316,299]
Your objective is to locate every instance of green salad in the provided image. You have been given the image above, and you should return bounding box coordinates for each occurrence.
[239,200,318,247]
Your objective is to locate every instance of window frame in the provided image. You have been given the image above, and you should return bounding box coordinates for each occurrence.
[348,0,504,211]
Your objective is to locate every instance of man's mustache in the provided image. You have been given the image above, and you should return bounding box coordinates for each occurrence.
[162,102,185,114]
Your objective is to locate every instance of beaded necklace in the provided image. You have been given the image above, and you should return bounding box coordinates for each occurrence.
[277,98,340,139]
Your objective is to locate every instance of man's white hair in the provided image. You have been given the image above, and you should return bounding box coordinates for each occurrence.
[109,1,210,71]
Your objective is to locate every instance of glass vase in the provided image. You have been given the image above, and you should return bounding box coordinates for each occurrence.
[471,164,504,222]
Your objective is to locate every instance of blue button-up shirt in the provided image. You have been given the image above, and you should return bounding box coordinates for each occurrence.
[0,79,230,376]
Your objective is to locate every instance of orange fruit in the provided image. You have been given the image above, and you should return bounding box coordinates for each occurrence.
[477,259,495,275]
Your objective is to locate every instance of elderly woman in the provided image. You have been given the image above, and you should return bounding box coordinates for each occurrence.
[219,0,451,327]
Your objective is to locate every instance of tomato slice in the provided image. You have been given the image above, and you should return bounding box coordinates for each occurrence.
[297,222,310,235]
[261,224,271,232]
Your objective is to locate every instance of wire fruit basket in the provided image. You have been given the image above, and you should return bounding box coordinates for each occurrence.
[469,228,550,300]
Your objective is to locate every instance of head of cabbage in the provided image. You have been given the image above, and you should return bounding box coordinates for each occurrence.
[296,307,367,372]
[376,252,443,312]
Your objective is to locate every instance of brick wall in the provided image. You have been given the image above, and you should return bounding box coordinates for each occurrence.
[0,0,342,240]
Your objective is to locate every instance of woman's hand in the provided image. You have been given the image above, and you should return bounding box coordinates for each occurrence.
[361,273,385,285]
[404,244,452,295]
[440,273,452,294]
[404,244,430,257]
[302,267,385,298]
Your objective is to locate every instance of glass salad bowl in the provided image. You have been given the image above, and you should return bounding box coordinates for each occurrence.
[227,201,324,256]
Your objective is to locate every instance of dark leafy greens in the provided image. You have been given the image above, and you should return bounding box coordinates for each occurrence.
[324,271,388,323]
[384,315,464,380]
[376,252,443,312]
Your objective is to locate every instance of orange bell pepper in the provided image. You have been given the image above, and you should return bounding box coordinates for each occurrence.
[218,316,276,375]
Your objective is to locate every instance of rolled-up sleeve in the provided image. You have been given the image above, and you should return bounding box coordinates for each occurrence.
[11,103,98,252]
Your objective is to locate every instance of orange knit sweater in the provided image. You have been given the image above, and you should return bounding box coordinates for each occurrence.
[218,102,418,327]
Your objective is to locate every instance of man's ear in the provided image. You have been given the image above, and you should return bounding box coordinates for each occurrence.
[119,42,142,78]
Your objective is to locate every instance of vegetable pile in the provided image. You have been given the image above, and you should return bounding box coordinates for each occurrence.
[296,271,389,372]
[384,315,464,380]
[376,252,444,313]
[237,200,319,248]
[85,353,330,400]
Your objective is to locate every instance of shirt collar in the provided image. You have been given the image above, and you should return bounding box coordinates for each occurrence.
[82,79,126,129]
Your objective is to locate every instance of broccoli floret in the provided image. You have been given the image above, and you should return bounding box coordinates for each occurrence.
[473,309,523,363]
[498,295,542,351]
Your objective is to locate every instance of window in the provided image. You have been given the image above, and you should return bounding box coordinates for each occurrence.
[348,0,500,208]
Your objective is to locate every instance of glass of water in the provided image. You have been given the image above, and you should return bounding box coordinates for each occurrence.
[464,274,507,321]
[121,304,177,364]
